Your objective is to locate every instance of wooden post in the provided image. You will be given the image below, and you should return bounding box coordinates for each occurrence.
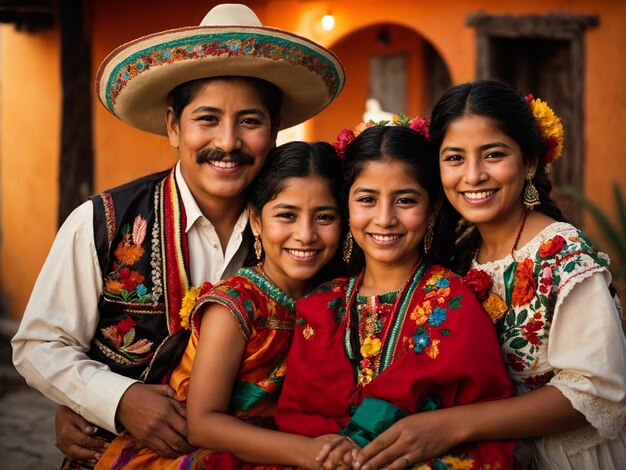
[58,0,92,226]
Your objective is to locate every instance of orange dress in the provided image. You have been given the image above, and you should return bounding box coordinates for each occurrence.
[95,268,295,470]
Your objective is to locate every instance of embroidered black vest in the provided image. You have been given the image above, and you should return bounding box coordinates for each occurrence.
[87,169,191,383]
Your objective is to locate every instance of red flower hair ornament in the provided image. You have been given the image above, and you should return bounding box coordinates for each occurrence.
[332,114,431,159]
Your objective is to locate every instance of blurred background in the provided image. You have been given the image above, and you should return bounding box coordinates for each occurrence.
[1,0,625,323]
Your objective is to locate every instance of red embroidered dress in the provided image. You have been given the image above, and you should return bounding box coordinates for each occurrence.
[95,268,295,470]
[276,264,517,469]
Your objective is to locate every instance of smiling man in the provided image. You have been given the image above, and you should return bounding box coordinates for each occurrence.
[11,4,344,468]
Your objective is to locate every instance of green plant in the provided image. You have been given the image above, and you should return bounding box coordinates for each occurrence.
[563,182,626,283]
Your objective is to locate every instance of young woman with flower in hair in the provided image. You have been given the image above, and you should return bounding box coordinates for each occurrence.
[351,80,626,469]
[276,123,516,469]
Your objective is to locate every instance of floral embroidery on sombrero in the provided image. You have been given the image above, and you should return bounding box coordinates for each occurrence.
[104,215,153,303]
[99,317,153,363]
[107,34,341,109]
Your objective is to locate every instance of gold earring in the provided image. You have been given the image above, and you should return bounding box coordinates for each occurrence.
[424,224,434,254]
[254,233,263,264]
[342,232,353,264]
[523,172,540,210]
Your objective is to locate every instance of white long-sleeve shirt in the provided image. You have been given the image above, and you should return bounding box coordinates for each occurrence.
[12,163,248,433]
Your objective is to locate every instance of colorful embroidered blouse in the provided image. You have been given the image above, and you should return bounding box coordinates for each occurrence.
[276,264,516,469]
[472,222,626,467]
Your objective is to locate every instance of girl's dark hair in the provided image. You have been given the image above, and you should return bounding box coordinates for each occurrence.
[145,141,344,384]
[429,79,567,273]
[168,76,283,134]
[342,125,454,273]
[244,140,346,285]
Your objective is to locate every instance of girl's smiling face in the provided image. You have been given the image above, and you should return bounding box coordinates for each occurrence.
[348,159,434,271]
[439,114,535,228]
[250,175,341,298]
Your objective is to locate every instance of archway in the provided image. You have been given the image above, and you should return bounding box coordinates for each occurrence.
[310,23,452,143]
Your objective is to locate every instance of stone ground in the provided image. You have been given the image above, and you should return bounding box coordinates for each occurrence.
[0,317,63,469]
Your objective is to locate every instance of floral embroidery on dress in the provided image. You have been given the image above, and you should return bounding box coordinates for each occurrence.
[309,279,345,323]
[104,215,154,303]
[406,269,458,360]
[99,317,153,363]
[463,268,508,323]
[355,293,395,385]
[258,359,287,390]
[474,223,609,392]
[302,324,316,340]
[511,258,537,306]
[295,280,346,341]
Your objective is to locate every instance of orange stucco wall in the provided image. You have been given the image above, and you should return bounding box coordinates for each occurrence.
[0,24,61,320]
[2,0,626,319]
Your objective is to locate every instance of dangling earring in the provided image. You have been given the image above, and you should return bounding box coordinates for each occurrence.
[523,171,540,210]
[423,224,434,254]
[342,232,353,264]
[254,233,263,265]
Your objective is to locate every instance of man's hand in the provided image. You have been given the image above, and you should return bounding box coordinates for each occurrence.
[116,383,195,458]
[54,406,109,466]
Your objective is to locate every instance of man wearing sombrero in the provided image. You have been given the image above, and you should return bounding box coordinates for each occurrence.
[12,4,345,467]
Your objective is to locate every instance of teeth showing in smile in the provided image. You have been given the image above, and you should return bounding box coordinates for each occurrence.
[463,190,495,200]
[371,234,400,242]
[210,160,239,169]
[287,249,318,258]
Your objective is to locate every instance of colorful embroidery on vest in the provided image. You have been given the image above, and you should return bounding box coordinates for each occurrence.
[98,317,154,364]
[100,192,117,246]
[104,215,153,303]
[160,172,191,334]
[149,187,164,304]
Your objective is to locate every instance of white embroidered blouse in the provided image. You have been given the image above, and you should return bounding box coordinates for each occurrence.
[473,222,626,468]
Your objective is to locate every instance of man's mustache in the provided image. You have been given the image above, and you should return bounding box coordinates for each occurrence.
[196,148,255,165]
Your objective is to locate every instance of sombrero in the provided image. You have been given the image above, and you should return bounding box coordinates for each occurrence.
[96,3,346,135]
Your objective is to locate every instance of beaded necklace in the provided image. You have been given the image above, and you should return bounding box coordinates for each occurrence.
[474,209,528,264]
[344,260,424,386]
[510,209,528,261]
[472,209,528,311]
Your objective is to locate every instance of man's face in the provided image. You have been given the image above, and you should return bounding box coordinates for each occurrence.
[166,77,275,212]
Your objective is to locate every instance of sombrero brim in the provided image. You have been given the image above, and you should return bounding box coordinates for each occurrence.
[96,25,346,135]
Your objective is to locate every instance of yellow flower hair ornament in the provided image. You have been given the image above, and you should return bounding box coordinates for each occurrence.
[179,281,213,330]
[525,94,564,164]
